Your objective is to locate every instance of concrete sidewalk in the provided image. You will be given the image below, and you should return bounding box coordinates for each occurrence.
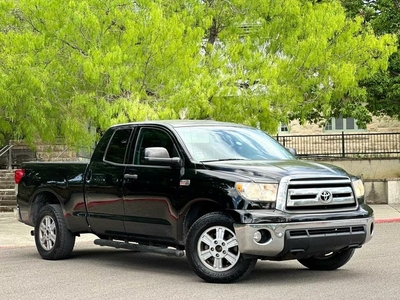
[370,204,400,223]
[1,205,399,247]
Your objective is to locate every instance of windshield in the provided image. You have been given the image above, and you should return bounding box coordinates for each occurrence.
[175,126,294,162]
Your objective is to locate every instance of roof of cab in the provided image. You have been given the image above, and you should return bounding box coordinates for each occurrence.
[110,120,249,129]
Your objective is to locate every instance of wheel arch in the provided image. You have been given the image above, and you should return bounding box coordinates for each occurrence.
[30,190,63,226]
[180,199,241,245]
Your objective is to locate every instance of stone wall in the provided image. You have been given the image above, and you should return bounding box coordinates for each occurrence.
[367,116,400,133]
[9,141,80,162]
[34,143,79,161]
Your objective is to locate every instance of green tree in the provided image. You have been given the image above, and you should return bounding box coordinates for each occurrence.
[364,1,400,119]
[0,0,206,147]
[0,0,396,148]
[340,0,400,119]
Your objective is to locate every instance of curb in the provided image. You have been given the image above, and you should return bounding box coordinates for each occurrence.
[375,218,400,224]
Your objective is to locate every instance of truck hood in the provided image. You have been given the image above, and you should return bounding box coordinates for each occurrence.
[201,159,349,182]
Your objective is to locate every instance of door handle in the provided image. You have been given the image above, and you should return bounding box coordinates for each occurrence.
[124,174,138,180]
[85,170,92,182]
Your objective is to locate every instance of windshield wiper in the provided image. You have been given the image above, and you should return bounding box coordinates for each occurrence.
[201,158,246,162]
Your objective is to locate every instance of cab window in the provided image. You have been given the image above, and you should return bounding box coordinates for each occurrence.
[104,129,132,164]
[134,128,178,165]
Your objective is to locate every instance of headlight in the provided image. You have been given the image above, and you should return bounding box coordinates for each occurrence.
[352,179,365,198]
[235,182,278,202]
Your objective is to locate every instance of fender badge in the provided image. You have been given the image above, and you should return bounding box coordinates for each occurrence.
[180,180,191,186]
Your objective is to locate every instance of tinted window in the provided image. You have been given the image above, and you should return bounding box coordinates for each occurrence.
[134,128,177,165]
[91,128,114,162]
[104,129,132,164]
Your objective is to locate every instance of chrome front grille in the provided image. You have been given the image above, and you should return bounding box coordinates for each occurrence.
[283,176,357,212]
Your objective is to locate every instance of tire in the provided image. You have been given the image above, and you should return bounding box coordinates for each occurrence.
[34,204,76,260]
[186,212,257,283]
[298,248,355,270]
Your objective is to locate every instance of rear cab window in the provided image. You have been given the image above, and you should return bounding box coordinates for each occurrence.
[104,129,133,164]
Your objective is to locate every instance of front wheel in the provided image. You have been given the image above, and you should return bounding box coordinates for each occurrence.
[34,204,76,260]
[186,212,257,283]
[298,248,355,270]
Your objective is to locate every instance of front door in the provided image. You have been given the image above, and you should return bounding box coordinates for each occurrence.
[123,127,181,244]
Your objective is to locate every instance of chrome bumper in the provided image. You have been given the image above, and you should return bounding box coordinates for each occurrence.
[234,217,374,257]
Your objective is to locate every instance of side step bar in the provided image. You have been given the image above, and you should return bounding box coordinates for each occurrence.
[94,239,185,257]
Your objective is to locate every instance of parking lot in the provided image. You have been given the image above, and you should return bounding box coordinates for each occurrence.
[1,208,400,300]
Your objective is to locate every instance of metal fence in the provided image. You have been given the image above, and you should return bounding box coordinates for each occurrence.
[275,132,400,158]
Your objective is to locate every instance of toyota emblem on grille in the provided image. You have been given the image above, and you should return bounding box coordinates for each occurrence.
[318,190,333,203]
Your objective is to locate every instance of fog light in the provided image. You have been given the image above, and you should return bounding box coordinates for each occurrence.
[253,229,272,244]
[253,231,262,243]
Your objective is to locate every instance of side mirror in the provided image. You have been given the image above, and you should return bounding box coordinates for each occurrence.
[145,147,170,158]
[144,147,181,167]
[286,147,297,157]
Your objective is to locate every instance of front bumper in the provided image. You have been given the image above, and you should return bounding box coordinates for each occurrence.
[234,217,374,258]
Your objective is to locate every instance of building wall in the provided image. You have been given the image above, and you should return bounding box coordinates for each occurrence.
[366,116,400,133]
[282,116,400,135]
[277,116,400,159]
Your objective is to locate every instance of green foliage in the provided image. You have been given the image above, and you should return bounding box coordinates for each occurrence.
[0,0,396,148]
[340,0,400,120]
[365,0,400,119]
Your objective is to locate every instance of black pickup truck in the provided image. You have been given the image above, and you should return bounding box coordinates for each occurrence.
[14,120,374,283]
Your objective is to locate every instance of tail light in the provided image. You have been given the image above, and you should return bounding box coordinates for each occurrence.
[15,169,25,184]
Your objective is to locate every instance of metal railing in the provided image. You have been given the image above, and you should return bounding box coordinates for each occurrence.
[276,132,400,158]
[0,144,14,169]
[0,142,38,169]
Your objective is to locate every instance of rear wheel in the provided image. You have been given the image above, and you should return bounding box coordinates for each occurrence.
[34,204,75,260]
[186,212,257,283]
[298,248,355,270]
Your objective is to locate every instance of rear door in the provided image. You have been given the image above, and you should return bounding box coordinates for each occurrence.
[85,127,133,236]
[123,126,182,244]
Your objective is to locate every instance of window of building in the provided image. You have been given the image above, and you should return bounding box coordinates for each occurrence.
[324,117,365,132]
[278,122,289,134]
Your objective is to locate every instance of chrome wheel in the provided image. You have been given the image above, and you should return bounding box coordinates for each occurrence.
[35,204,75,260]
[38,215,57,251]
[186,212,257,283]
[197,225,240,272]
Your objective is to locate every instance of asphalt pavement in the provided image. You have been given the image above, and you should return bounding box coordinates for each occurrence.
[1,204,399,247]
